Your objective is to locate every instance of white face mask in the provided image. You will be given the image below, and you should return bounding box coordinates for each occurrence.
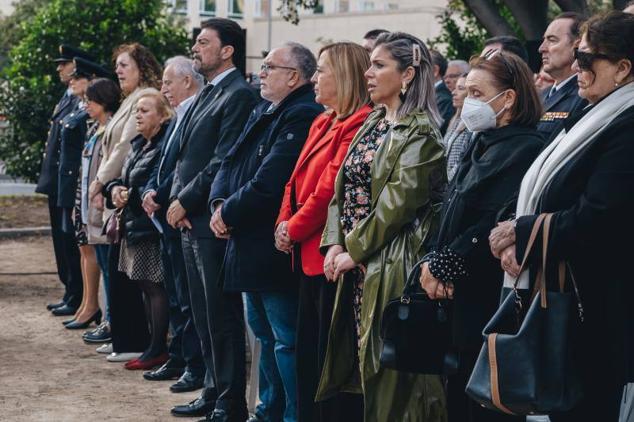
[460,90,507,132]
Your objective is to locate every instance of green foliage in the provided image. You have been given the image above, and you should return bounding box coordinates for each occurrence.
[278,0,320,25]
[428,0,524,60]
[0,0,189,181]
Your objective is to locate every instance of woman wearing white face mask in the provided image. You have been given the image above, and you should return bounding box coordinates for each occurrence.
[419,51,544,422]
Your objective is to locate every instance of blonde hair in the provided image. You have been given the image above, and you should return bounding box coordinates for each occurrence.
[318,42,371,119]
[137,90,175,121]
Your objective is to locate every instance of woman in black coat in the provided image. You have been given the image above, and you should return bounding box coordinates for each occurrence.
[104,91,173,369]
[420,52,544,422]
[490,12,634,421]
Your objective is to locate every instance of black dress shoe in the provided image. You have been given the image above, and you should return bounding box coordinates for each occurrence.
[51,304,78,316]
[47,301,66,310]
[83,322,111,343]
[246,415,264,422]
[170,370,204,393]
[171,395,216,417]
[198,408,248,422]
[65,310,102,329]
[143,360,184,381]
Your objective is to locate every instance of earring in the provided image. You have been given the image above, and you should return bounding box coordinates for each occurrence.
[401,82,408,96]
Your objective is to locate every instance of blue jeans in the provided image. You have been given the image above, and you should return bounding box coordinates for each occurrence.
[94,244,110,322]
[246,291,298,422]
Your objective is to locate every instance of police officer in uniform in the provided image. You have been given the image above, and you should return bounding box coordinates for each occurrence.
[537,12,588,141]
[37,45,95,315]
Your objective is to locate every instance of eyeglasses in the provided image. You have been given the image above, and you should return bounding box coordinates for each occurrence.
[573,48,614,71]
[260,63,297,74]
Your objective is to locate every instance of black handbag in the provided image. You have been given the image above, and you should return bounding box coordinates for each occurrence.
[379,258,458,374]
[465,213,584,415]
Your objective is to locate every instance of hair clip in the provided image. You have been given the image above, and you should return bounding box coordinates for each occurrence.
[412,44,421,67]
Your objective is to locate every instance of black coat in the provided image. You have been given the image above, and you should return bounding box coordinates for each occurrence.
[105,124,168,245]
[36,92,79,196]
[434,124,545,349]
[209,83,323,292]
[57,109,90,209]
[144,118,180,238]
[515,104,634,384]
[536,76,587,142]
[435,81,455,135]
[170,70,259,238]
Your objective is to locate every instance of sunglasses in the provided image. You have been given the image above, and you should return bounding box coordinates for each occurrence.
[573,48,613,71]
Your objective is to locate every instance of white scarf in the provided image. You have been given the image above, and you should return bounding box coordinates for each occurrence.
[504,82,634,289]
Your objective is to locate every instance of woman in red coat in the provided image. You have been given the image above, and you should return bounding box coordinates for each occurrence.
[275,42,372,422]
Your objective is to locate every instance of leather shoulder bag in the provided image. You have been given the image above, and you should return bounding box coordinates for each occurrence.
[465,213,584,415]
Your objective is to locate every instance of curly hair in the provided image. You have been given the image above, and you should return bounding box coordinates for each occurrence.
[112,43,162,90]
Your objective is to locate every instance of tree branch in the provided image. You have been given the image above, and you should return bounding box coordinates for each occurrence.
[462,0,515,36]
[553,0,589,15]
[504,0,548,40]
[613,0,628,9]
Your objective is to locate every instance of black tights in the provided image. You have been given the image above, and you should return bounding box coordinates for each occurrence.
[138,280,169,361]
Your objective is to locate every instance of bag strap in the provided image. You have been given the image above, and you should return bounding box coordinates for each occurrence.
[488,333,515,415]
[512,213,547,289]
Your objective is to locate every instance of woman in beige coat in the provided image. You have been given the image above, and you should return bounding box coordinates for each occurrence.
[87,43,163,361]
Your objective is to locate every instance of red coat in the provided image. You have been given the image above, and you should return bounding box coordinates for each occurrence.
[276,105,372,276]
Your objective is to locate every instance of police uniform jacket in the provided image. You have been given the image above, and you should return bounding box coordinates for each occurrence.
[57,109,90,209]
[36,92,79,196]
[537,75,587,141]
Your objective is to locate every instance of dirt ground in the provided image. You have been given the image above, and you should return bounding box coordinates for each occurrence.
[0,236,200,421]
[0,196,50,228]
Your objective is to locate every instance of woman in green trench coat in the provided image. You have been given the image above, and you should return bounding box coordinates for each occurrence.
[316,32,448,422]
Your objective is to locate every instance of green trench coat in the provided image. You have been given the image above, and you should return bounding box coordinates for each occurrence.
[316,108,448,422]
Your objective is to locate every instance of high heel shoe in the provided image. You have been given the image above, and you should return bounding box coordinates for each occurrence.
[65,309,102,330]
[124,353,169,370]
[62,318,76,326]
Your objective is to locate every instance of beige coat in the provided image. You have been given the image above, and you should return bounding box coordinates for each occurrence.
[96,87,157,184]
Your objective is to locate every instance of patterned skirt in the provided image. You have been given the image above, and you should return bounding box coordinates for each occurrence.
[73,183,88,247]
[118,237,165,284]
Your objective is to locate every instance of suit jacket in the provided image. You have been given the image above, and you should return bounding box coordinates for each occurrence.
[209,83,323,291]
[537,75,587,142]
[144,118,179,238]
[435,81,455,135]
[57,109,90,209]
[276,105,372,276]
[516,104,634,384]
[36,91,79,196]
[170,70,258,239]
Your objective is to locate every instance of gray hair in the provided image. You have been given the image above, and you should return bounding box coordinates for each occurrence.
[164,55,204,88]
[283,42,317,82]
[374,32,442,127]
[447,59,470,74]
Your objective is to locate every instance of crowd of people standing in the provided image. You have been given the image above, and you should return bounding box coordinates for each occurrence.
[36,6,634,422]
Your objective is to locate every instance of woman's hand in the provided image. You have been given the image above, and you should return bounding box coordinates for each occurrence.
[324,244,344,281]
[112,186,129,209]
[500,244,521,277]
[419,262,454,299]
[92,192,105,211]
[489,220,516,259]
[89,180,103,200]
[332,252,356,281]
[274,221,293,253]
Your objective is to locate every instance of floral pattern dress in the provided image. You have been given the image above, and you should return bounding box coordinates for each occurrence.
[340,118,391,350]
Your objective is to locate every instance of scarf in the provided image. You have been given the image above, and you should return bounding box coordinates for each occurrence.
[505,82,634,289]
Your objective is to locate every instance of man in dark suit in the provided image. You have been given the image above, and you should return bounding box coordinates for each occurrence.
[209,43,322,422]
[37,45,94,315]
[537,12,588,141]
[166,18,258,422]
[141,56,205,393]
[430,49,455,135]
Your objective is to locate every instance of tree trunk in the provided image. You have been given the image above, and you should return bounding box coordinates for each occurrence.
[613,0,628,9]
[504,0,549,40]
[462,0,516,35]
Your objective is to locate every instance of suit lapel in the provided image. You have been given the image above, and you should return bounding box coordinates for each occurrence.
[543,76,578,111]
[294,119,338,174]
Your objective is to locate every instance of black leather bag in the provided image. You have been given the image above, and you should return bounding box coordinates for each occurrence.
[465,213,584,415]
[379,259,457,374]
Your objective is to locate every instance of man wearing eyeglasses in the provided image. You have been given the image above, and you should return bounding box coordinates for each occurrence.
[208,43,323,422]
[537,12,588,141]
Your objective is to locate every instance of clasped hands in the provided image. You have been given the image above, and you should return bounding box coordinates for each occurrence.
[322,245,359,282]
[489,220,521,277]
[209,204,231,239]
[111,186,129,209]
[167,199,192,230]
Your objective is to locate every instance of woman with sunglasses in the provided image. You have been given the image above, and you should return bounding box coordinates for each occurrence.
[489,11,634,421]
[420,51,545,422]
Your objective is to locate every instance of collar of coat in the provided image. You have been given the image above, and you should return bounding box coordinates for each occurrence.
[258,82,315,117]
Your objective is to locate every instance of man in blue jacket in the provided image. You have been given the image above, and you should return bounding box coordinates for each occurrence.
[209,43,323,422]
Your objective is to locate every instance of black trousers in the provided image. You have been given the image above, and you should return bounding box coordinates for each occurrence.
[296,272,364,422]
[47,196,83,308]
[447,348,526,422]
[549,375,623,421]
[182,232,246,412]
[161,234,204,376]
[108,242,150,353]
